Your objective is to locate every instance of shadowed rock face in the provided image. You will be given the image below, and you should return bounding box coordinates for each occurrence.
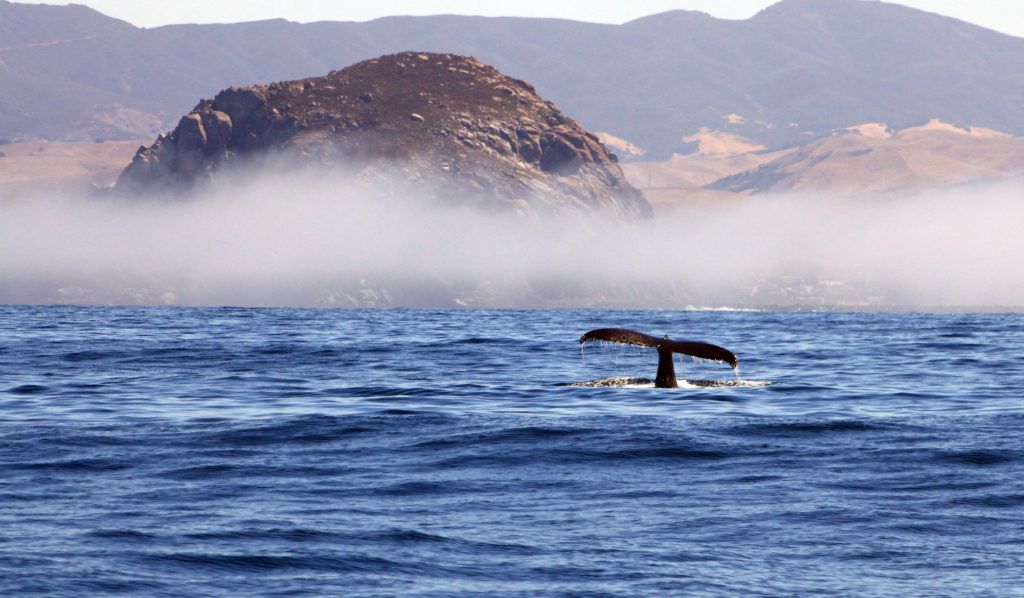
[115,52,651,218]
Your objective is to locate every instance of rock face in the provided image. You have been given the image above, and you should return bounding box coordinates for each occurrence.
[116,52,651,218]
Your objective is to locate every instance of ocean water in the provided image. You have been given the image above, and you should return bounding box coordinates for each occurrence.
[1,306,1022,596]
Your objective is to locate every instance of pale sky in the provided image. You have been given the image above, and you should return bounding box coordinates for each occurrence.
[30,0,1024,37]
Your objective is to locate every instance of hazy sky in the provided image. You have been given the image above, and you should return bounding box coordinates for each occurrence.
[30,0,1024,37]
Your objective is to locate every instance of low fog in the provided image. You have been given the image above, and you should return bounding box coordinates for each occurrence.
[1,170,1022,309]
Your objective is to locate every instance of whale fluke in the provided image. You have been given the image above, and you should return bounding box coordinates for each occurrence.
[579,328,738,388]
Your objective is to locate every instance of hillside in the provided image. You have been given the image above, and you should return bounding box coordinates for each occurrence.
[0,139,141,195]
[1,0,1023,159]
[709,121,1024,194]
[115,53,650,218]
[621,129,794,189]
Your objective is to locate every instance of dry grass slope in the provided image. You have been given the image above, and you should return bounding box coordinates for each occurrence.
[0,139,141,195]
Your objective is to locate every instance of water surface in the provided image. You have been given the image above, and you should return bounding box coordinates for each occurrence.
[1,307,1022,595]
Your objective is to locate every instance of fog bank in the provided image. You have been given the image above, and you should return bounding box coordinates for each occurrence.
[2,172,1022,309]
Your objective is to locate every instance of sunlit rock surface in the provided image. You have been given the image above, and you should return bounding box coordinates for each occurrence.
[116,52,651,218]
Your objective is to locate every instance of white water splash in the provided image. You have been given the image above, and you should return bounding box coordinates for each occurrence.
[569,377,772,389]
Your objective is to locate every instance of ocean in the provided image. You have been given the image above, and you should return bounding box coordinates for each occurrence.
[1,306,1022,596]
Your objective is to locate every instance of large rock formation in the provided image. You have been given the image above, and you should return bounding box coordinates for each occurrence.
[115,52,650,218]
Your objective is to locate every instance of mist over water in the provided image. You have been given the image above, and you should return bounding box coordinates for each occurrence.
[1,171,1022,308]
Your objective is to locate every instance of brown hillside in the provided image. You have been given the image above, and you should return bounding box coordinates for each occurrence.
[711,123,1024,195]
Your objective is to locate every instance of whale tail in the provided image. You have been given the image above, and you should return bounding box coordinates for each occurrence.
[579,328,738,368]
[579,328,738,388]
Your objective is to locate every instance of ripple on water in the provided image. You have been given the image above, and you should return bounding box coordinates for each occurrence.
[7,384,49,395]
[933,449,1019,467]
[723,419,895,438]
[7,458,133,473]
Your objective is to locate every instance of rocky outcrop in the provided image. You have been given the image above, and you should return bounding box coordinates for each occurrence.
[116,52,650,218]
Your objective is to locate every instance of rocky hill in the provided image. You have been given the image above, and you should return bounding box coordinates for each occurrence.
[2,0,1023,158]
[114,53,650,218]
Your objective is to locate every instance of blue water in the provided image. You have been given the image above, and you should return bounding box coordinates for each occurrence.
[1,306,1023,596]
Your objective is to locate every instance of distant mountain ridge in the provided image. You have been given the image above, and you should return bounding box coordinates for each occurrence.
[1,0,1023,158]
